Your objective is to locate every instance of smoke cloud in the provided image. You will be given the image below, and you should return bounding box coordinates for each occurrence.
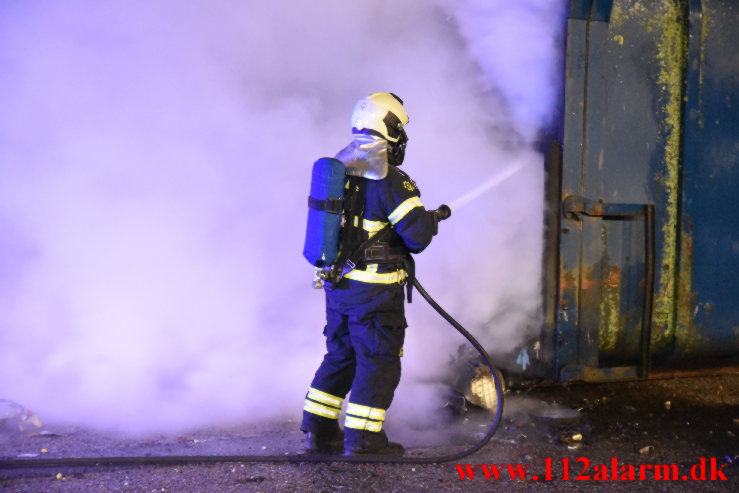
[0,1,565,433]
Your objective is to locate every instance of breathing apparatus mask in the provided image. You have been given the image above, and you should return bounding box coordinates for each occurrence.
[381,111,408,166]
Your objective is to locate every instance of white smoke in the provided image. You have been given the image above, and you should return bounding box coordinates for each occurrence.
[0,0,565,433]
[435,0,565,142]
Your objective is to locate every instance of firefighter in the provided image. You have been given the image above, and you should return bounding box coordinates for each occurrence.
[301,92,444,456]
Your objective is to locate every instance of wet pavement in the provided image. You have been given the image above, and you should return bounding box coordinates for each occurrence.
[1,372,737,492]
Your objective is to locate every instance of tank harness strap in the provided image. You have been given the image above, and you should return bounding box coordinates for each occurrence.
[307,196,344,214]
[330,224,393,284]
[364,242,407,262]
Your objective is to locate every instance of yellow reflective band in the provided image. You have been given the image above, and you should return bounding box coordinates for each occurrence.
[346,402,386,421]
[304,400,340,420]
[362,218,387,233]
[344,416,383,432]
[307,387,343,409]
[388,196,423,225]
[343,264,407,284]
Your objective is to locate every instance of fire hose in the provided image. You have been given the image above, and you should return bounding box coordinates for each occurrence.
[0,280,504,469]
[0,214,504,469]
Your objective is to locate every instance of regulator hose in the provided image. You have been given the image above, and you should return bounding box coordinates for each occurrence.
[0,278,503,469]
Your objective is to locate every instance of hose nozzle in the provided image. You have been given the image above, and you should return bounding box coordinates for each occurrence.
[432,204,452,221]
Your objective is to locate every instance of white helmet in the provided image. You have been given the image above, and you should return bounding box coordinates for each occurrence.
[351,92,409,165]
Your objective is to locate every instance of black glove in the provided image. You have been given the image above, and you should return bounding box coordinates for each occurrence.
[429,204,451,235]
[430,204,452,221]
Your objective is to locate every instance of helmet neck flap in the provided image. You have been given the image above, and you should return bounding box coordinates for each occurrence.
[335,132,390,180]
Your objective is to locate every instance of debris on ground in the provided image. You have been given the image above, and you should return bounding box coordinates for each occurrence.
[0,399,43,433]
[639,445,654,454]
[1,374,737,493]
[445,346,505,413]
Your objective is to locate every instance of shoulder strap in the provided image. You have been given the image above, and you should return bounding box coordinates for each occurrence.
[328,176,364,280]
[339,176,365,257]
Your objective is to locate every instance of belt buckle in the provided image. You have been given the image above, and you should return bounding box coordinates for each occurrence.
[398,270,407,286]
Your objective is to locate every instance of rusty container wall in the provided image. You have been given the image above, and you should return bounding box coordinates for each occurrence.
[675,0,739,362]
[552,0,738,382]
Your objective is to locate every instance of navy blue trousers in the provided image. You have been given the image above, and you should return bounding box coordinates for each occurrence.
[302,278,406,432]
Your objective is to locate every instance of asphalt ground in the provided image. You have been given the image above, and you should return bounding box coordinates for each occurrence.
[1,372,737,492]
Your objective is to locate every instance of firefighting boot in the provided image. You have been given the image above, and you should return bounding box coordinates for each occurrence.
[303,424,345,454]
[344,429,404,456]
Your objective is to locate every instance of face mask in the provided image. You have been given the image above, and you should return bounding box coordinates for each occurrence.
[382,112,408,166]
[388,129,408,166]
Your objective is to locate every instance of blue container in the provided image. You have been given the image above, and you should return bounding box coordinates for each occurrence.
[541,0,739,382]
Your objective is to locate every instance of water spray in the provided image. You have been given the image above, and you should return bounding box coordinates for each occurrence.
[448,162,525,212]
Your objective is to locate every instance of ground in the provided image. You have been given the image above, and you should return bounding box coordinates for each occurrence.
[1,372,737,492]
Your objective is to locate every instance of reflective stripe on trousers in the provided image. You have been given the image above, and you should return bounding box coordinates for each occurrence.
[303,387,344,420]
[344,402,386,432]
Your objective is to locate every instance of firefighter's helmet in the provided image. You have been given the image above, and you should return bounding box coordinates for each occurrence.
[351,92,409,166]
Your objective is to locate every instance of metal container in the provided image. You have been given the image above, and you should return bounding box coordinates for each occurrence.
[541,0,738,381]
